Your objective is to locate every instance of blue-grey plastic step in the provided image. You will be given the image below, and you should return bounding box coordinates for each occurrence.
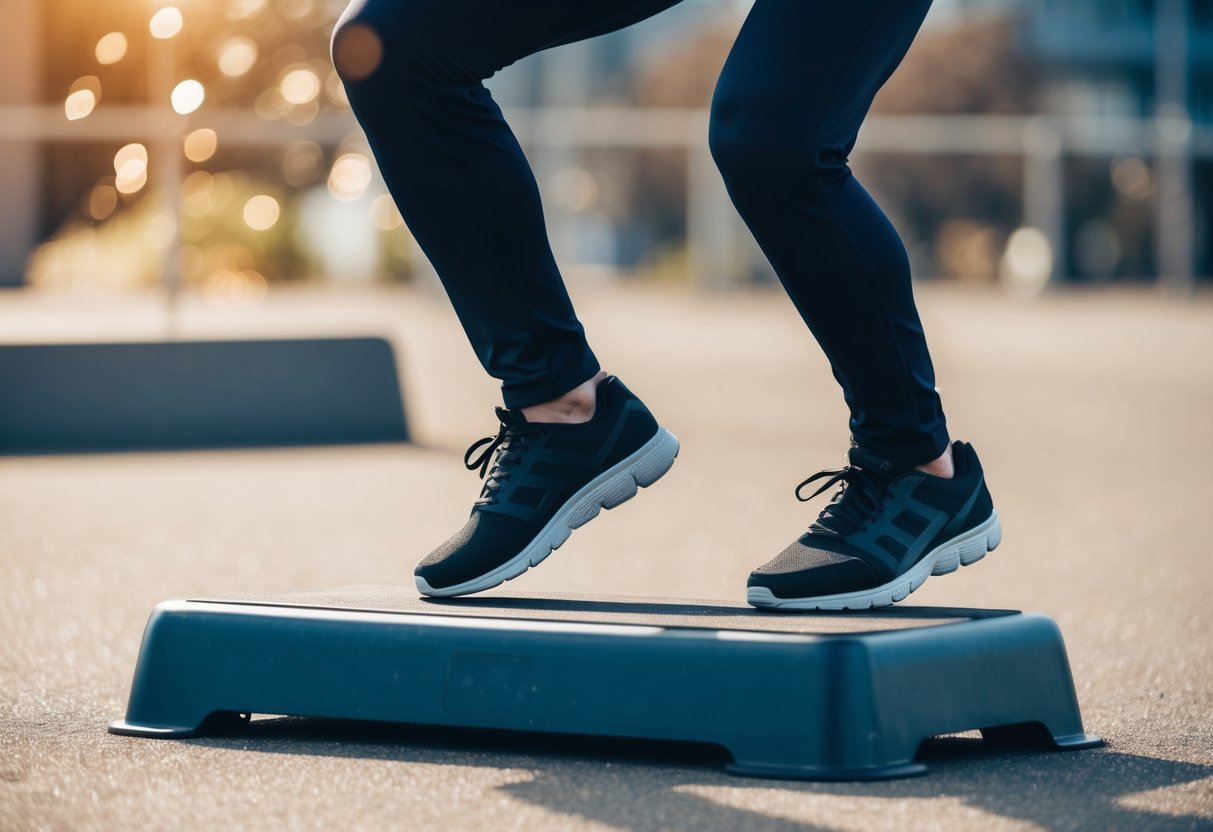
[108,586,1102,780]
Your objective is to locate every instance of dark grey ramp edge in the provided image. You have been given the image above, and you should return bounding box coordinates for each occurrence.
[0,338,407,453]
[108,586,1102,781]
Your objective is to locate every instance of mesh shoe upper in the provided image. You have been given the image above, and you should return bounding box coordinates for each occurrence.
[416,376,659,590]
[414,511,537,589]
[750,441,994,600]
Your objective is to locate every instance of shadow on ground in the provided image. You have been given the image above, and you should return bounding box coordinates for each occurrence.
[190,718,1213,831]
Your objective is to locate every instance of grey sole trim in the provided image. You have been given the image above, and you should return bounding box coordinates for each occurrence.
[747,511,1002,611]
[417,427,680,598]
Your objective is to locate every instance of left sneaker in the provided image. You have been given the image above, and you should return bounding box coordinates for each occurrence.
[414,376,678,598]
[747,441,1001,611]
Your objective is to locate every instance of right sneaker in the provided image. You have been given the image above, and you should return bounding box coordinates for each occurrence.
[415,376,679,598]
[747,441,1000,611]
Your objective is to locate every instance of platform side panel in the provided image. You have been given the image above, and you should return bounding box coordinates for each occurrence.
[863,613,1090,753]
[120,609,464,732]
[116,605,842,759]
[821,638,888,769]
[119,607,249,734]
[512,632,835,764]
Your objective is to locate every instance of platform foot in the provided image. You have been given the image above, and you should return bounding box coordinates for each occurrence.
[1049,732,1104,751]
[726,759,928,782]
[108,710,250,739]
[981,721,1104,752]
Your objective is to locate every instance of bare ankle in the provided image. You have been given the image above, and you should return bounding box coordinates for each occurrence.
[915,444,955,479]
[520,371,607,424]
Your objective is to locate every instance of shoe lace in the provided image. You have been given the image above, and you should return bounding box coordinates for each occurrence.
[463,408,542,505]
[795,464,894,537]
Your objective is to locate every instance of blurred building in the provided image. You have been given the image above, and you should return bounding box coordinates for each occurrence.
[0,0,1207,291]
[1026,0,1211,122]
[1022,0,1210,282]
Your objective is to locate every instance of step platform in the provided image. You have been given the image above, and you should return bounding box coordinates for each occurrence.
[108,586,1102,780]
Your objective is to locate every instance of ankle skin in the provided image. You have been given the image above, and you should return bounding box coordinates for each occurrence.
[520,371,608,425]
[915,444,955,479]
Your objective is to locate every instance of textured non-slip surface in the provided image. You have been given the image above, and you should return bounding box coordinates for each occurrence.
[200,585,1012,635]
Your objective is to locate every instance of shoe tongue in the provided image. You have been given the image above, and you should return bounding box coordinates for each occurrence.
[847,446,900,475]
[494,406,528,430]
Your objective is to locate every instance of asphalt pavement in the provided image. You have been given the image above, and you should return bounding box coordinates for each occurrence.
[1,283,1211,831]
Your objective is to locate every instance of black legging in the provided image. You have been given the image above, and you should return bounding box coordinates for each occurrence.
[333,0,949,467]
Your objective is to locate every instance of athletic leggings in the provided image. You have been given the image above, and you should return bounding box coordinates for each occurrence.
[332,0,949,467]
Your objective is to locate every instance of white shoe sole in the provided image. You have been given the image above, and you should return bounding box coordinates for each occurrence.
[747,511,1002,611]
[417,427,680,598]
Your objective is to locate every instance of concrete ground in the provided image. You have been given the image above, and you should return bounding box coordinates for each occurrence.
[1,283,1211,831]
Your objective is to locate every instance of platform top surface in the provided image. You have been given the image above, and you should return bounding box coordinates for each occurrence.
[193,585,1019,635]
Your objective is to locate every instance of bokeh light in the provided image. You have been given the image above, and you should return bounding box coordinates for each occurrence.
[115,172,147,196]
[181,171,217,218]
[279,66,321,105]
[327,153,373,201]
[65,76,101,121]
[113,143,149,195]
[146,212,177,250]
[324,70,349,107]
[64,90,96,121]
[1000,226,1053,294]
[86,184,119,221]
[183,129,218,163]
[331,22,383,82]
[95,33,128,65]
[280,0,315,21]
[225,0,269,21]
[205,268,268,306]
[283,99,320,127]
[254,87,286,121]
[114,144,148,174]
[243,195,280,230]
[1111,157,1154,202]
[217,37,258,77]
[282,141,323,187]
[369,194,404,231]
[550,167,600,212]
[149,7,184,39]
[171,80,206,115]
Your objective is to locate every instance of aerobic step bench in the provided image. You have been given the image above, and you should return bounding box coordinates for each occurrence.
[109,586,1101,781]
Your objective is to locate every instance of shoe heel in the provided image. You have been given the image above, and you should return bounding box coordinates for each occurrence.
[631,428,679,488]
[930,512,1001,576]
[960,512,1001,567]
[984,513,1003,552]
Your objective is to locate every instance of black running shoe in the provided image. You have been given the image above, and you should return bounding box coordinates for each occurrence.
[747,441,1000,610]
[415,376,679,598]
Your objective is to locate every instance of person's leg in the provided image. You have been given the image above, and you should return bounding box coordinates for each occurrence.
[709,0,947,469]
[332,0,683,598]
[332,0,682,411]
[709,0,1000,609]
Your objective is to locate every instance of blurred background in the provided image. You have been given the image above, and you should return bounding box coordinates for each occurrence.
[0,0,1209,299]
[3,6,1213,827]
